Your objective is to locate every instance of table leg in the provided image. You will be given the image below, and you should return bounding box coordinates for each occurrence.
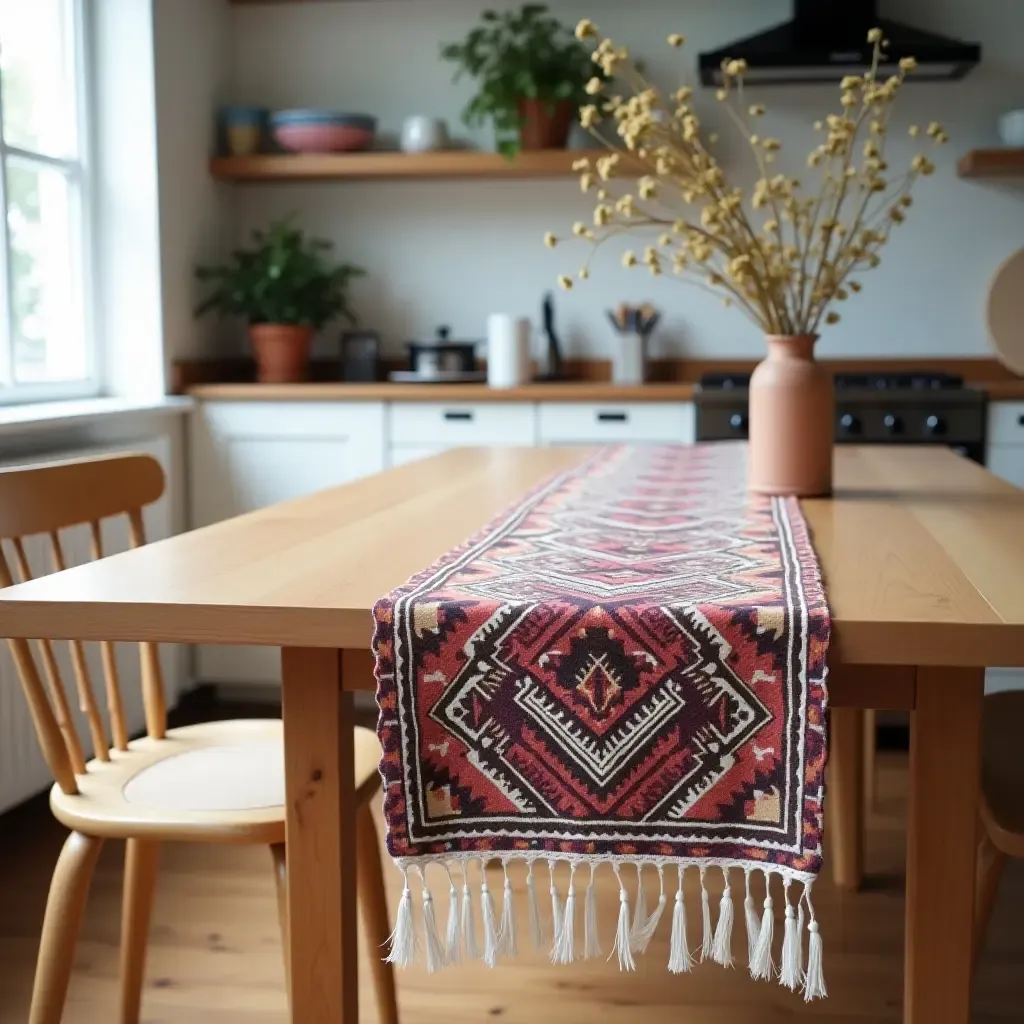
[282,647,358,1024]
[828,706,865,890]
[904,667,983,1024]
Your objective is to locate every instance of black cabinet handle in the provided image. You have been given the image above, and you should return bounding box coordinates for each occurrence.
[1018,414,1024,427]
[443,411,473,422]
[597,411,629,423]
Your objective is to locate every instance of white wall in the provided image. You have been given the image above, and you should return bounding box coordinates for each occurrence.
[92,0,166,396]
[153,0,233,365]
[226,0,1024,362]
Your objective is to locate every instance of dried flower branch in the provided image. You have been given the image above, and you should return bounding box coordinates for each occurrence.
[548,23,948,334]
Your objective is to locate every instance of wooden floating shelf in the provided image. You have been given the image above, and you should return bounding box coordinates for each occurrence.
[209,149,616,183]
[957,148,1024,179]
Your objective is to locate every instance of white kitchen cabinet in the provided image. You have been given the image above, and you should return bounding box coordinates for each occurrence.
[538,402,696,445]
[985,402,1024,692]
[387,402,536,466]
[190,401,386,684]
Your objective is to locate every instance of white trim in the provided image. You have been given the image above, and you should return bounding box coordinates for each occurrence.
[0,395,192,436]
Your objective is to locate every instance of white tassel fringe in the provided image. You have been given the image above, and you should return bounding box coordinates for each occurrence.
[420,868,446,974]
[385,871,417,967]
[712,867,735,967]
[802,887,827,1001]
[480,866,500,968]
[498,863,518,958]
[385,856,824,997]
[667,866,693,974]
[699,867,713,962]
[611,864,636,971]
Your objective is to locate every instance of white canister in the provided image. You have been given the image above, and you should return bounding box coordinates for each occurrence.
[487,315,531,389]
[400,116,448,153]
[612,334,647,385]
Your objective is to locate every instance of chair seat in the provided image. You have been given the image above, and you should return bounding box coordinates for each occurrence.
[50,719,382,844]
[981,691,1024,858]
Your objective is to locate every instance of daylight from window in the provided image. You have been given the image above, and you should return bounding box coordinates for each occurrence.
[0,0,89,396]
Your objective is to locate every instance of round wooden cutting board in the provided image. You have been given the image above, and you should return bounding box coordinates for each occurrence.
[987,248,1024,374]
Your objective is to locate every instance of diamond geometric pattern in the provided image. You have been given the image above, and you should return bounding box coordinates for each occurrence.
[374,444,830,878]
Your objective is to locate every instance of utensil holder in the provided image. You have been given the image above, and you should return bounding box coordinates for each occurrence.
[612,333,646,385]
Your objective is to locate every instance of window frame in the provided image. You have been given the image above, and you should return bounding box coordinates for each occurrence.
[0,0,97,406]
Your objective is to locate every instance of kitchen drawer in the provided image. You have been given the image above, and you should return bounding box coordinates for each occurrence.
[988,402,1024,446]
[538,402,695,444]
[389,402,536,445]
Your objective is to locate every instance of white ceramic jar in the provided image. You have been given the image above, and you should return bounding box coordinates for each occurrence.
[400,116,448,153]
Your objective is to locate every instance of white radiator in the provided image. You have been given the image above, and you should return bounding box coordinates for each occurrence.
[0,437,177,814]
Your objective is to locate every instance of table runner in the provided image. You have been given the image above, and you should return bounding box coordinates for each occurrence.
[373,444,830,998]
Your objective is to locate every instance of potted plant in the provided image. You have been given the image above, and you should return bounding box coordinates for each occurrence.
[441,4,602,158]
[195,219,365,383]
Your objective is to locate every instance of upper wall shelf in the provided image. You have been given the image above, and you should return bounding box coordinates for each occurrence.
[957,149,1024,179]
[209,149,611,183]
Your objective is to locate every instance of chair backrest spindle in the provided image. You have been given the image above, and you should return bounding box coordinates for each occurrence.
[0,453,167,788]
[88,520,130,751]
[9,537,88,773]
[47,530,110,761]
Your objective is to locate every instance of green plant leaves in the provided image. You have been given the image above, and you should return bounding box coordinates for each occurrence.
[194,217,365,328]
[440,2,601,157]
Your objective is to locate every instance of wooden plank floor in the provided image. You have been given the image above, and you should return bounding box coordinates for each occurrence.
[0,753,1021,1023]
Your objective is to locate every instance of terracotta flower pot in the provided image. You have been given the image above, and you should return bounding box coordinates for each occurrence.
[249,324,314,384]
[518,98,575,151]
[748,334,834,497]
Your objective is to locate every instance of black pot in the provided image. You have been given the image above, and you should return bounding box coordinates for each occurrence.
[407,326,478,379]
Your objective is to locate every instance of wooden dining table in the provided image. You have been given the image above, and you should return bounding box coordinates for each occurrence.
[1,444,1022,1024]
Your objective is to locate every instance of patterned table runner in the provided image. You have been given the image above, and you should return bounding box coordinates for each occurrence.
[373,444,830,998]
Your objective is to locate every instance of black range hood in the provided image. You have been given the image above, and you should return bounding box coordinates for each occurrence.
[698,0,981,86]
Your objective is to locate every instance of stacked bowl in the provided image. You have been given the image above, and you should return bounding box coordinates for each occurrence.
[270,110,376,153]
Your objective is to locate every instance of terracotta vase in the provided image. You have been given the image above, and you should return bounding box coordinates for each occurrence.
[748,334,834,497]
[518,98,574,150]
[249,324,314,384]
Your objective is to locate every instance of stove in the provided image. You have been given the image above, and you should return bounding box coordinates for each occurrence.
[695,371,987,463]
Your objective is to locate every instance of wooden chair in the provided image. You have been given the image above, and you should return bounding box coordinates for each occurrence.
[0,453,398,1024]
[974,690,1024,966]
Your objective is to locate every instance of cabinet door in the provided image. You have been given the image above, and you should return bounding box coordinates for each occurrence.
[986,445,1024,489]
[538,402,695,445]
[190,402,386,685]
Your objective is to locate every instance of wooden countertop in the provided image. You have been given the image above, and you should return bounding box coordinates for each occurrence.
[1,446,1023,667]
[184,380,1024,402]
[185,381,700,401]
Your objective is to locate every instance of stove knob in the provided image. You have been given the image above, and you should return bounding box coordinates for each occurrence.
[839,413,861,436]
[728,412,748,432]
[883,413,903,435]
[925,414,947,436]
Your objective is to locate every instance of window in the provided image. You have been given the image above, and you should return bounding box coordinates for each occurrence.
[0,0,93,403]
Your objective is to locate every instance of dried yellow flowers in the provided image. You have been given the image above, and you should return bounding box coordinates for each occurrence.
[551,23,948,335]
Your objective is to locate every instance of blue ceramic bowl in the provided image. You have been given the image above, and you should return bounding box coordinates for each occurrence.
[271,110,376,131]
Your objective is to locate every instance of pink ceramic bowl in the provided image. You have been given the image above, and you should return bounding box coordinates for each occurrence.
[271,122,375,153]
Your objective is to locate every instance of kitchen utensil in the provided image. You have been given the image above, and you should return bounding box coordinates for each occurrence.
[400,116,448,153]
[986,247,1024,374]
[998,110,1024,147]
[405,326,479,380]
[487,314,531,389]
[221,106,267,156]
[535,292,568,381]
[270,110,376,153]
[607,304,662,385]
[341,329,381,382]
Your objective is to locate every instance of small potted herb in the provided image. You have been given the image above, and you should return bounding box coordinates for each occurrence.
[441,4,602,158]
[195,219,364,383]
